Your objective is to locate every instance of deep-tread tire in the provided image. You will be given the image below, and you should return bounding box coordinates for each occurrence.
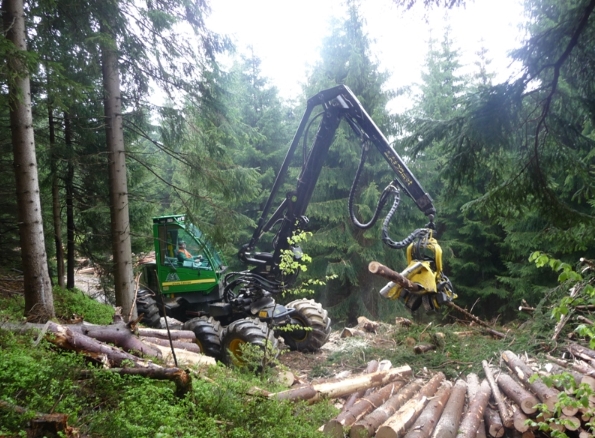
[182,316,222,359]
[280,299,331,352]
[136,289,162,328]
[221,318,279,367]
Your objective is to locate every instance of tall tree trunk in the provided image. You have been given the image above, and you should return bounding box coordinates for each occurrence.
[2,0,54,321]
[64,112,75,290]
[48,100,65,288]
[100,18,136,320]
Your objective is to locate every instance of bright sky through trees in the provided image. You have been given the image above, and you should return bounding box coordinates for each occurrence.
[208,0,525,109]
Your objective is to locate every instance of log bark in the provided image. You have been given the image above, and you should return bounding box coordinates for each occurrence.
[272,365,412,403]
[137,327,196,341]
[138,336,201,354]
[324,380,407,438]
[567,343,595,362]
[502,350,559,412]
[350,379,424,438]
[456,379,492,438]
[403,381,452,438]
[482,360,513,428]
[430,379,467,438]
[374,373,445,438]
[340,360,380,413]
[483,406,504,438]
[43,321,161,368]
[358,316,380,333]
[109,367,192,396]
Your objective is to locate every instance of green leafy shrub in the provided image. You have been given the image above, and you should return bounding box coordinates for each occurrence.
[53,286,115,324]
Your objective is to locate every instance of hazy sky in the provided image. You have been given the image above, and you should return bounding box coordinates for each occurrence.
[207,0,526,109]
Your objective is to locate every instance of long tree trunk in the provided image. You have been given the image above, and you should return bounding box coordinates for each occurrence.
[100,17,136,320]
[64,113,75,289]
[48,98,65,288]
[3,0,54,321]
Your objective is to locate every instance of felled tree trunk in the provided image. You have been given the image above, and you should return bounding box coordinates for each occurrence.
[403,381,452,438]
[482,360,513,428]
[502,350,559,412]
[483,406,504,438]
[272,365,412,403]
[44,321,159,367]
[430,379,467,438]
[496,373,539,415]
[111,367,191,396]
[350,379,425,438]
[375,373,445,438]
[137,327,196,341]
[141,336,201,354]
[324,379,407,438]
[456,379,492,438]
[341,360,380,413]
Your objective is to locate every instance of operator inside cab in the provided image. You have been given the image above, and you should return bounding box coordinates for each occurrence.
[177,240,193,262]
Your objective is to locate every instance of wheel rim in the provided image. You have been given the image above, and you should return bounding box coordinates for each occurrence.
[228,338,246,364]
[287,316,308,341]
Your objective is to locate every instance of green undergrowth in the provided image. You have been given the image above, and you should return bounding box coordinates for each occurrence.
[0,330,335,437]
[0,287,335,437]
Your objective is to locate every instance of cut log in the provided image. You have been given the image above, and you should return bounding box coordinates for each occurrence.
[324,379,408,438]
[567,343,595,362]
[467,373,480,399]
[456,379,492,438]
[357,316,380,333]
[481,361,513,428]
[512,405,531,433]
[141,336,201,354]
[110,367,192,396]
[368,262,505,338]
[483,406,504,438]
[341,360,380,413]
[403,381,452,438]
[430,379,467,438]
[414,344,436,354]
[374,373,445,438]
[560,415,580,431]
[271,365,412,403]
[145,342,216,367]
[137,327,197,340]
[375,394,429,438]
[502,350,559,412]
[349,379,424,438]
[341,327,365,338]
[578,428,594,438]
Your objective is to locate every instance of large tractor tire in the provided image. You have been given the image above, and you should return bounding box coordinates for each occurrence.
[182,316,222,359]
[136,289,162,328]
[221,318,279,367]
[279,299,331,352]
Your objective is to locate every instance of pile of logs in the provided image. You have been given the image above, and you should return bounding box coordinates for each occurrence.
[303,348,595,438]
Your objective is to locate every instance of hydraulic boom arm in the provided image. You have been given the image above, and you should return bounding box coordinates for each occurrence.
[238,85,435,281]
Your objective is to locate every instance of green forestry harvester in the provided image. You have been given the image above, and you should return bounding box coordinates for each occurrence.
[136,85,454,365]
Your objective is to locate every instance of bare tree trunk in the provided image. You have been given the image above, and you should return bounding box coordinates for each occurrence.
[48,98,65,288]
[403,381,452,438]
[496,373,539,415]
[502,350,559,412]
[3,0,54,321]
[64,112,75,290]
[350,379,424,438]
[100,15,136,320]
[456,379,491,438]
[324,379,407,437]
[482,360,513,428]
[430,378,467,438]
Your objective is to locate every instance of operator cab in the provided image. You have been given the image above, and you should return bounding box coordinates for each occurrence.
[152,215,226,295]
